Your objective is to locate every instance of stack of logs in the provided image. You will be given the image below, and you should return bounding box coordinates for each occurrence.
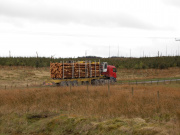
[50,62,100,79]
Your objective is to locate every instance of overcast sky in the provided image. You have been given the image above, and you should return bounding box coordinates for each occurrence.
[0,0,180,58]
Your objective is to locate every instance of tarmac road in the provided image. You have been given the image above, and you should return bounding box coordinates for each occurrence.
[119,79,180,84]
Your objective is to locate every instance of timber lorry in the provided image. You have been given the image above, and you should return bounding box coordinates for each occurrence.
[44,61,117,86]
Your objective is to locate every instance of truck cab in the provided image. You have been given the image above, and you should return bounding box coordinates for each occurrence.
[101,65,117,82]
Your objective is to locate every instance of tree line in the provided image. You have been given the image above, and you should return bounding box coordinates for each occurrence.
[0,56,180,69]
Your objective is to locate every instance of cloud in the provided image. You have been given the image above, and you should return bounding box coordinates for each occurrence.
[0,0,156,30]
[164,0,180,7]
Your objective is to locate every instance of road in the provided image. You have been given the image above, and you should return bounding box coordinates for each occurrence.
[119,79,180,84]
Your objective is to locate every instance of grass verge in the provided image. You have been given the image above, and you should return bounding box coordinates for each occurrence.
[0,84,180,134]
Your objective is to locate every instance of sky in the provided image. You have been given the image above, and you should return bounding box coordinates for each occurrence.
[0,0,180,58]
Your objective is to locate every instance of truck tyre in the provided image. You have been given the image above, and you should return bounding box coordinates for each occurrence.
[95,80,100,85]
[100,79,105,85]
[60,81,66,86]
[66,81,71,86]
[91,80,95,85]
[110,77,116,84]
[72,81,78,86]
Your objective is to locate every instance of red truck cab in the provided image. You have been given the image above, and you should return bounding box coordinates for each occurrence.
[101,65,117,82]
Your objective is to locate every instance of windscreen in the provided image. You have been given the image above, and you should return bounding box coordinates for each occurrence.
[113,68,116,72]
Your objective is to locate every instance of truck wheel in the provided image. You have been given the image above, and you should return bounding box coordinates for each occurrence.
[72,81,78,86]
[100,79,105,85]
[60,81,66,86]
[110,79,115,84]
[95,80,100,85]
[91,80,95,85]
[66,81,71,86]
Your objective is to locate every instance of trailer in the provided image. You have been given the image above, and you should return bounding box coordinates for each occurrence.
[44,60,117,86]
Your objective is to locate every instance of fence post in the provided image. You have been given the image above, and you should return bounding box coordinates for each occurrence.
[68,103,71,117]
[87,82,89,93]
[108,80,110,97]
[70,82,72,92]
[132,87,134,96]
[157,91,160,100]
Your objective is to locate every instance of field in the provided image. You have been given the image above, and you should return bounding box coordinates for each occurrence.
[0,66,180,88]
[0,66,180,134]
[117,67,180,81]
[0,66,49,88]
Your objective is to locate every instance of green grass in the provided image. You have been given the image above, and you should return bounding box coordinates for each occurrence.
[0,113,174,135]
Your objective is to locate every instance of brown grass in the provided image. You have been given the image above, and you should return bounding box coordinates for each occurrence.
[0,66,49,88]
[0,84,179,121]
[0,66,180,134]
[0,83,180,134]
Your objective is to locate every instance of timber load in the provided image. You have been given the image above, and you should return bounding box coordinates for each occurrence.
[50,61,100,79]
